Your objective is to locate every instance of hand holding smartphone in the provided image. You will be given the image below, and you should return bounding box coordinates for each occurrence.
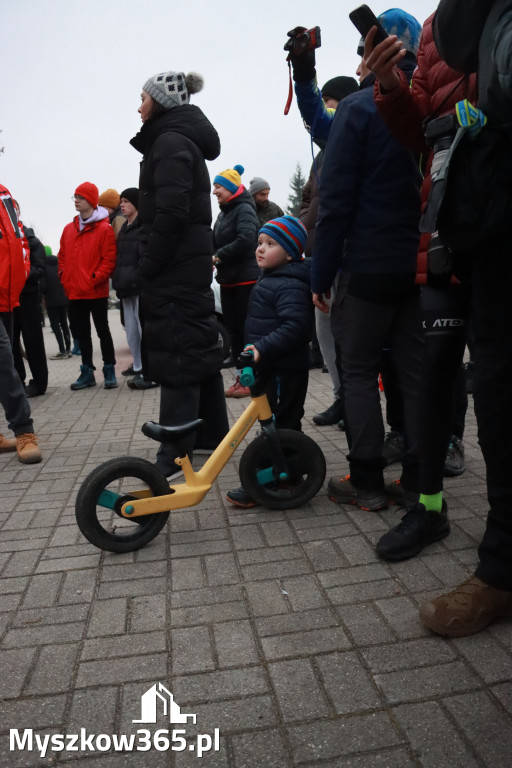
[349,4,388,49]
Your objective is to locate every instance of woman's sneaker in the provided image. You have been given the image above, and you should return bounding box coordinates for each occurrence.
[444,436,465,476]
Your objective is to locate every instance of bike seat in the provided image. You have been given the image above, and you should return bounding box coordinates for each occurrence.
[141,420,205,443]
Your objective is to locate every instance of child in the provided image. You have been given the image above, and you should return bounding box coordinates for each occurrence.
[226,215,313,508]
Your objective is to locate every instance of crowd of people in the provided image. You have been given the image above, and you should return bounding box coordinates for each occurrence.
[1,2,512,640]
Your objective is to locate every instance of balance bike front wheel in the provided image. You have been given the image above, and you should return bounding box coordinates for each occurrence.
[239,429,326,510]
[75,457,170,553]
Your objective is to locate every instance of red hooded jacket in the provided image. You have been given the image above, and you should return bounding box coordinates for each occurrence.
[0,184,30,311]
[58,211,116,300]
[374,14,478,282]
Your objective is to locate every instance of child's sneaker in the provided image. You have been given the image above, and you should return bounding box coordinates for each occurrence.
[226,486,259,508]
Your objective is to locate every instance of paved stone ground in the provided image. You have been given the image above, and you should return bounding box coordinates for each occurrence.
[0,310,511,768]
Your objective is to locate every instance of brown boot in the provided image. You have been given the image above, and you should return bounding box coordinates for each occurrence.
[419,574,512,637]
[0,433,17,453]
[16,433,42,464]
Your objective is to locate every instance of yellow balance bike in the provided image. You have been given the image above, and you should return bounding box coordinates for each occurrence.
[75,353,326,553]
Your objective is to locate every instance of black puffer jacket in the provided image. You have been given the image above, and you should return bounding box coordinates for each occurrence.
[112,217,140,299]
[20,227,46,296]
[245,260,313,371]
[213,189,259,285]
[41,255,67,308]
[130,105,222,386]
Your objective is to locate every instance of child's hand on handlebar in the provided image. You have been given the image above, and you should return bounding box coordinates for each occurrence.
[244,344,260,363]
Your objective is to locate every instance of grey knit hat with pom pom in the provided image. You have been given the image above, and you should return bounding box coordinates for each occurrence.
[142,71,204,109]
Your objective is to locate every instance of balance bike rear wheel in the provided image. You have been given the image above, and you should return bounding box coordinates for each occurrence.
[239,429,326,510]
[75,457,170,553]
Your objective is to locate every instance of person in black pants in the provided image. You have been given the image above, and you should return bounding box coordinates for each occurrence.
[41,246,71,358]
[213,164,259,398]
[11,206,48,397]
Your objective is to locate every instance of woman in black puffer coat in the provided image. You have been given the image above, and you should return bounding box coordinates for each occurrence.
[130,70,229,476]
[213,164,259,396]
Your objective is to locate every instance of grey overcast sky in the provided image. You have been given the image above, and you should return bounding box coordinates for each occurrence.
[1,0,434,252]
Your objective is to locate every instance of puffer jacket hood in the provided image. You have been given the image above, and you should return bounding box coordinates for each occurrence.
[131,104,220,161]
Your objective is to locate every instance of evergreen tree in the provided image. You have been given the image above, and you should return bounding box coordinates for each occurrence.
[286,163,306,216]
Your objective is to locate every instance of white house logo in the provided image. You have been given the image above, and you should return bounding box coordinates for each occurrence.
[133,682,196,725]
[10,682,219,758]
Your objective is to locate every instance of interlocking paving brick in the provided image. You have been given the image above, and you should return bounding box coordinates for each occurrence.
[443,690,512,765]
[337,602,396,646]
[205,552,239,585]
[231,729,291,768]
[280,574,327,611]
[262,626,351,660]
[59,568,97,604]
[302,539,347,570]
[98,576,167,600]
[255,608,338,637]
[287,712,400,763]
[75,652,167,688]
[362,637,457,674]
[2,621,85,648]
[169,601,249,627]
[393,701,481,768]
[213,619,259,667]
[243,581,290,617]
[0,647,36,698]
[67,685,118,733]
[173,667,268,704]
[87,597,127,637]
[375,660,480,705]
[82,630,166,660]
[268,658,330,721]
[236,544,302,566]
[171,557,205,590]
[316,651,382,714]
[130,594,166,633]
[452,633,512,683]
[171,626,215,674]
[0,693,67,731]
[25,643,79,695]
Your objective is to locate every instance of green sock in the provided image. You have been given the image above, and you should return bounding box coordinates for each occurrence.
[419,492,443,513]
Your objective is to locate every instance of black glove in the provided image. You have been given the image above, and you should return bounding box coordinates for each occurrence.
[284,27,316,82]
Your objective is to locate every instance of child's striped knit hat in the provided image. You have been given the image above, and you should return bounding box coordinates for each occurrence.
[259,215,307,261]
[214,164,244,194]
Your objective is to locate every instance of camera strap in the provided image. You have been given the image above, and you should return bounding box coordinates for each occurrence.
[284,58,294,115]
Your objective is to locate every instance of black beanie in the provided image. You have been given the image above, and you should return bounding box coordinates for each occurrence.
[120,188,139,209]
[321,76,359,102]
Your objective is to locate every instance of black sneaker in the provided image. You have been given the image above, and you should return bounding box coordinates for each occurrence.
[122,363,135,376]
[226,486,259,508]
[382,430,406,466]
[444,436,465,477]
[24,381,43,397]
[376,501,450,561]
[327,475,388,511]
[313,398,344,426]
[385,479,419,510]
[127,373,159,390]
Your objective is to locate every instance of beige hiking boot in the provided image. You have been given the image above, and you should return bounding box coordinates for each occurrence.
[16,433,42,464]
[0,433,17,453]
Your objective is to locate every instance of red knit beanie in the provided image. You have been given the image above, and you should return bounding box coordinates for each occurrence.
[75,182,99,208]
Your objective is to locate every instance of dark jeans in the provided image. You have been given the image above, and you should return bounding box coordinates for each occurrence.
[331,284,423,491]
[263,369,309,432]
[220,284,254,362]
[12,294,48,393]
[68,298,115,368]
[156,372,229,472]
[471,241,512,590]
[0,313,33,435]
[47,305,71,353]
[417,283,469,494]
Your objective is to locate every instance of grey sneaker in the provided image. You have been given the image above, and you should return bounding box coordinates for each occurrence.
[327,475,388,511]
[382,430,406,466]
[444,435,465,477]
[385,479,419,510]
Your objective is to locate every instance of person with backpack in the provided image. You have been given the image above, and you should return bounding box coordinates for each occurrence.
[411,0,512,636]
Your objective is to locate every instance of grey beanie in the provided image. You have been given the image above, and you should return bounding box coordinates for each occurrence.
[249,177,270,196]
[142,71,204,109]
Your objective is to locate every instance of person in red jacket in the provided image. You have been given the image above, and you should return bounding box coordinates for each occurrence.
[0,183,42,464]
[58,182,117,390]
[365,17,476,559]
